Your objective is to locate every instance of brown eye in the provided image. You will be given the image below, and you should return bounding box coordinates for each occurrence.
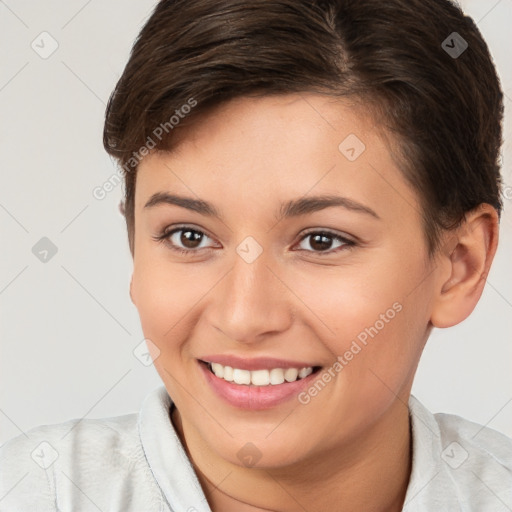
[296,230,354,255]
[155,225,215,255]
[177,229,204,249]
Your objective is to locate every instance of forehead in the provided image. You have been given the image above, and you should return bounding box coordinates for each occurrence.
[135,93,420,223]
[166,93,378,159]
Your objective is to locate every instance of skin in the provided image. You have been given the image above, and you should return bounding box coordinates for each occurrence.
[129,93,499,512]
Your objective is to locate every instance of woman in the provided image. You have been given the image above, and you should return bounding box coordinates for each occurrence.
[1,0,511,510]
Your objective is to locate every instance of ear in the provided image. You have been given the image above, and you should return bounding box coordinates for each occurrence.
[430,204,499,328]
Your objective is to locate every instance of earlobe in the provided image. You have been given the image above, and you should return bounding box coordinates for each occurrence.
[430,204,499,328]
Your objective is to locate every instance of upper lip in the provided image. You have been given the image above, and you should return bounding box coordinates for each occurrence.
[199,355,321,371]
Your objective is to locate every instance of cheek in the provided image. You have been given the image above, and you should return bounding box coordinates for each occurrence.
[131,259,206,393]
[289,252,429,387]
[131,255,200,346]
[287,251,419,336]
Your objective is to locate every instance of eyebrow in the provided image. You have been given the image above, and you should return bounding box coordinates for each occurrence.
[144,192,380,220]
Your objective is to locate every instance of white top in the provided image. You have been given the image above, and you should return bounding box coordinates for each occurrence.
[1,386,511,511]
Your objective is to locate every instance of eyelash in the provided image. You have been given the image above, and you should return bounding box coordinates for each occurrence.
[153,225,356,257]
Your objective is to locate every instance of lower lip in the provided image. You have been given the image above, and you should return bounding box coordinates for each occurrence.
[198,360,321,410]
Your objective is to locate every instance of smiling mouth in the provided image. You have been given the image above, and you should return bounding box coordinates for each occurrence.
[199,360,322,387]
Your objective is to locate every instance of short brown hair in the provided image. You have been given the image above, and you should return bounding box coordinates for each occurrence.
[103,0,504,257]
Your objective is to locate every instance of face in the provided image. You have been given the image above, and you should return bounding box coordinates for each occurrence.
[130,93,438,468]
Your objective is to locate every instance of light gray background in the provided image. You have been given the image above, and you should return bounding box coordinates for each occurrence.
[1,0,511,446]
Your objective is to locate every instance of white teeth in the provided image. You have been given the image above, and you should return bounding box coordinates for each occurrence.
[233,369,251,385]
[251,369,270,386]
[211,362,224,378]
[223,366,234,381]
[269,368,285,385]
[206,362,315,386]
[284,368,299,382]
[298,367,313,379]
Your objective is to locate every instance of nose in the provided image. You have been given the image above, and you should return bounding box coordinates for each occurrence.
[208,249,294,344]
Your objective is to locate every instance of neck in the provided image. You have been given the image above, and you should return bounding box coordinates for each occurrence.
[171,398,412,512]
